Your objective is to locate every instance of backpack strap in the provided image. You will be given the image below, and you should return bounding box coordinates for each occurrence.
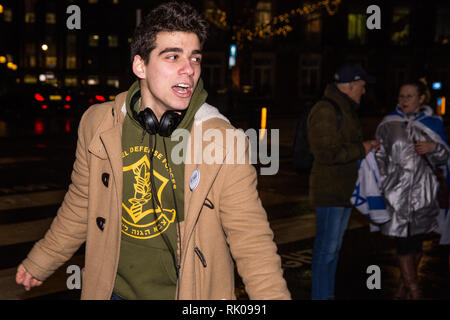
[320,97,343,130]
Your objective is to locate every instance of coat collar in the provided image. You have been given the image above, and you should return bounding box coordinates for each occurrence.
[86,91,231,257]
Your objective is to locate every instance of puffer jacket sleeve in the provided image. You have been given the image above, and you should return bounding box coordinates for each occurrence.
[308,103,365,165]
[427,143,449,166]
[217,134,291,300]
[22,110,92,281]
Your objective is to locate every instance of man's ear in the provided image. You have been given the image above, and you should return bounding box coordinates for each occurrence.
[132,55,146,79]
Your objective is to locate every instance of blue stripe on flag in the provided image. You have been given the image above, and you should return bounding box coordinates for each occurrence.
[367,196,386,210]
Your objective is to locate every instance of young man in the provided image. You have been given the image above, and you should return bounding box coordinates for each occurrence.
[15,2,290,300]
[307,63,379,300]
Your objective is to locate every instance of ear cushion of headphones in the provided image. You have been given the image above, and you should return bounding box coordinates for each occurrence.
[159,111,182,137]
[137,108,159,135]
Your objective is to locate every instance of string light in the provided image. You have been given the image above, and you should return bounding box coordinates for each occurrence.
[205,0,342,46]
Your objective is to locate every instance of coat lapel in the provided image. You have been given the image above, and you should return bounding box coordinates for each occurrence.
[100,126,123,213]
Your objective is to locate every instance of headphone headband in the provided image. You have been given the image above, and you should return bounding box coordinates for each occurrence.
[130,89,184,137]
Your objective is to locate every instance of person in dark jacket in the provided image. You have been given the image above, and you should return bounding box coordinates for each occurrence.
[307,64,378,300]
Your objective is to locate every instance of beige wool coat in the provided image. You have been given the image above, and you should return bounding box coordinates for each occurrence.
[22,92,291,300]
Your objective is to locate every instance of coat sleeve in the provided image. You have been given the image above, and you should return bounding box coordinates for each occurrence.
[21,110,92,281]
[217,134,291,300]
[308,103,365,165]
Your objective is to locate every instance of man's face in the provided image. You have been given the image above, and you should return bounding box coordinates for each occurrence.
[347,80,366,104]
[133,31,202,117]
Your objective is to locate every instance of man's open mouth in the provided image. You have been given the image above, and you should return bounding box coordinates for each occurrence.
[172,83,191,94]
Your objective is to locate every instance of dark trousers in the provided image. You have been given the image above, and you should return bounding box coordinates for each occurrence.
[396,234,424,256]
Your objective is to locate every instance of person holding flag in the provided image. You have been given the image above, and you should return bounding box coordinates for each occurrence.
[375,79,450,300]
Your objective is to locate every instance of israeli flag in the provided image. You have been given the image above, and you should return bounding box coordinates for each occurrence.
[351,151,391,231]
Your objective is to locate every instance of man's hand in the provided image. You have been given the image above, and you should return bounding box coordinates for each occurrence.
[16,264,43,291]
[363,140,380,155]
[415,141,436,155]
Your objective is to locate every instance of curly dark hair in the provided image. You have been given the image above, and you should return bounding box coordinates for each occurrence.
[130,2,209,64]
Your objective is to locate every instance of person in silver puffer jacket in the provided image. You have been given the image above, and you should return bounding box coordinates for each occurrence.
[375,80,450,300]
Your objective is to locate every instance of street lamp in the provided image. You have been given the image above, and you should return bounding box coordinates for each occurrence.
[41,44,48,51]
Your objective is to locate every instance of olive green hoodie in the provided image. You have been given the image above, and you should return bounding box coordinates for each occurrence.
[114,79,207,299]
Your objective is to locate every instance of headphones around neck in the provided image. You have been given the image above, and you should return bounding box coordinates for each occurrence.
[131,89,184,137]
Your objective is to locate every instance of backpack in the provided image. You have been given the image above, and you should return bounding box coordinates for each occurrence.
[292,97,343,174]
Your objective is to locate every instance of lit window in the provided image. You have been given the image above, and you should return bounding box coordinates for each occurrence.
[435,7,450,44]
[46,13,56,24]
[4,8,13,22]
[347,14,366,44]
[87,76,99,85]
[255,1,271,26]
[89,34,100,47]
[65,77,78,86]
[108,35,119,47]
[25,12,35,23]
[24,74,38,84]
[46,57,57,68]
[305,12,321,42]
[66,57,77,69]
[391,7,410,45]
[25,43,36,68]
[107,78,120,88]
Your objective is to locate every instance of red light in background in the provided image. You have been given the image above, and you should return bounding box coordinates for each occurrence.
[65,96,71,102]
[88,98,94,104]
[41,105,48,110]
[95,95,105,102]
[65,119,71,133]
[34,119,45,135]
[35,93,45,101]
[64,105,71,109]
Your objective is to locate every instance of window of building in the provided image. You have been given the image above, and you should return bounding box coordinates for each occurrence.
[299,54,321,97]
[4,8,13,22]
[347,13,366,44]
[66,57,76,69]
[252,53,275,96]
[65,76,78,86]
[87,76,99,85]
[89,34,100,47]
[108,35,119,47]
[107,78,120,88]
[255,1,272,26]
[24,74,38,84]
[45,57,57,68]
[305,12,321,42]
[25,43,36,68]
[435,7,450,44]
[25,12,35,23]
[66,34,77,69]
[391,7,410,45]
[202,53,226,91]
[46,13,56,24]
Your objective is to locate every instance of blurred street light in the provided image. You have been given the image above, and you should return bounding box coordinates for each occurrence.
[41,44,48,51]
